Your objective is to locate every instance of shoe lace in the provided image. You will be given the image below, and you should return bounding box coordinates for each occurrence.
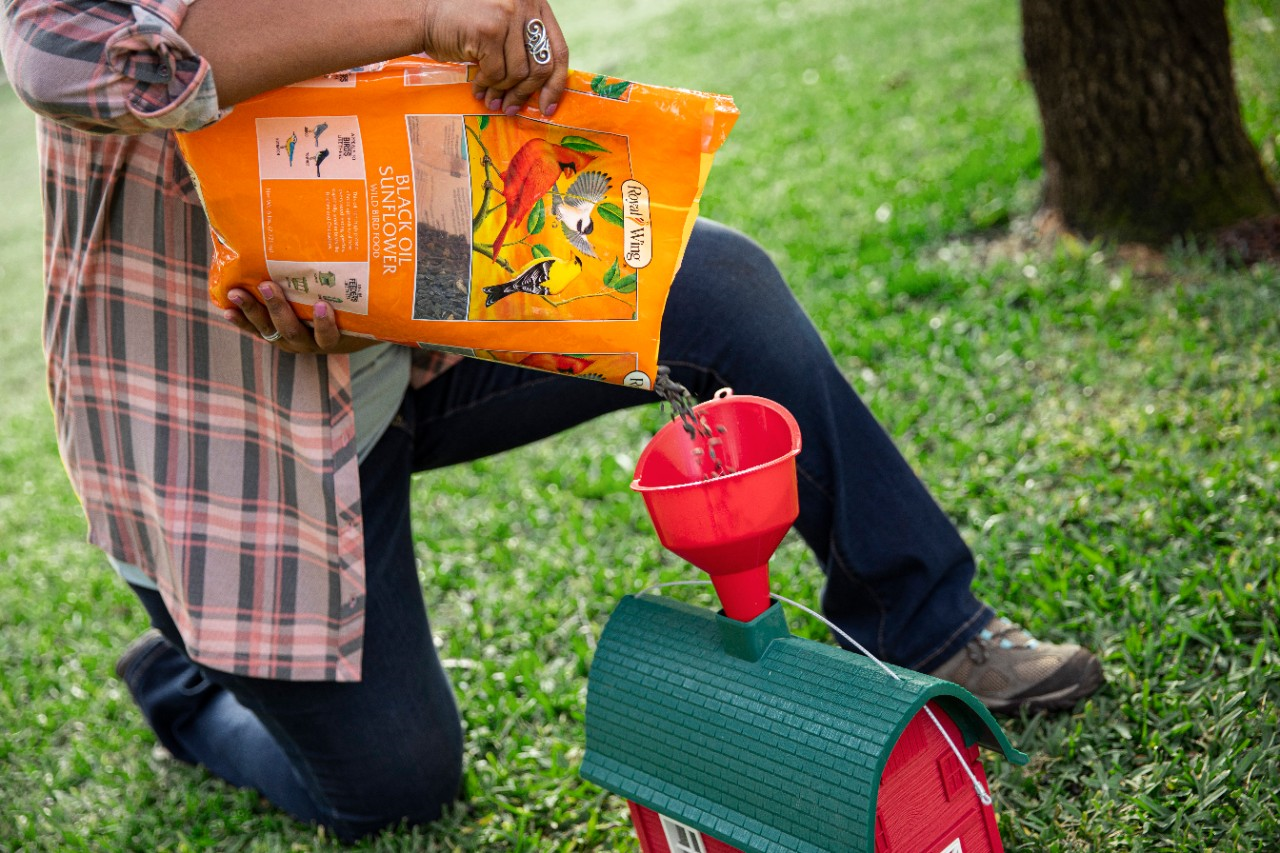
[965,619,1040,665]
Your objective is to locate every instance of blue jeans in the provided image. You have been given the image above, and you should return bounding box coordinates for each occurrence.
[124,219,991,840]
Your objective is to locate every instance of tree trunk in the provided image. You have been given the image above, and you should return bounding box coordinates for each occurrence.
[1021,0,1280,247]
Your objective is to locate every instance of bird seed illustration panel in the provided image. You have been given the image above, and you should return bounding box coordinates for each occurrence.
[403,115,474,321]
[456,115,640,323]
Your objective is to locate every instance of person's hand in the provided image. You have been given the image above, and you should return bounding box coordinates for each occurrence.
[224,282,380,354]
[420,0,570,117]
[179,0,570,113]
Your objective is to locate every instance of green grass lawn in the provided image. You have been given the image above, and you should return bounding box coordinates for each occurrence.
[2,0,1278,849]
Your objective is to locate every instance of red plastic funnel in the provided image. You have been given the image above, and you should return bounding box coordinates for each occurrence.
[632,390,802,621]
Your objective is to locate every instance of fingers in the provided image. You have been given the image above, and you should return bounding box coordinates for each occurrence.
[226,285,288,343]
[223,288,264,337]
[506,13,569,116]
[310,301,344,350]
[252,282,312,349]
[472,32,515,112]
[458,2,568,117]
[224,283,345,354]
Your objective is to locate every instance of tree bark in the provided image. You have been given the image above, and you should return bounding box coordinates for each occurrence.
[1021,0,1280,247]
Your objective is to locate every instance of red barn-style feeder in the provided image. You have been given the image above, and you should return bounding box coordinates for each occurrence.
[581,391,1028,853]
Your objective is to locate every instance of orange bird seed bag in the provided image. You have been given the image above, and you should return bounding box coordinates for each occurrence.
[177,58,738,389]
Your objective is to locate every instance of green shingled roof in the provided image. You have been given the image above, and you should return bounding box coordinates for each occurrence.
[582,594,1028,853]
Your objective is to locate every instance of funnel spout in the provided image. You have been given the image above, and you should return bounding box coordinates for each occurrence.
[711,564,772,622]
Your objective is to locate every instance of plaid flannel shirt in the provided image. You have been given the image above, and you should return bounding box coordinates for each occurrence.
[2,0,457,681]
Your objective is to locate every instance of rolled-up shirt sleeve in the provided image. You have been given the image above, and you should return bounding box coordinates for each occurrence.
[1,0,224,133]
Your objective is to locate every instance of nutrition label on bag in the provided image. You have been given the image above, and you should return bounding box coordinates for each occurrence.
[256,115,372,313]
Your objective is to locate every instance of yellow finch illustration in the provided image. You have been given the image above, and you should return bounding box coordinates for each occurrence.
[482,255,584,307]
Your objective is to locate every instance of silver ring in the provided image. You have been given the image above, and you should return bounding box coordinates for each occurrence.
[524,19,552,65]
[261,329,283,342]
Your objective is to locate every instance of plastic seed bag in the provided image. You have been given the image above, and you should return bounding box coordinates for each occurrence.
[177,57,737,389]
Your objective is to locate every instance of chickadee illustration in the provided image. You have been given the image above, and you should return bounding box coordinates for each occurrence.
[551,170,611,258]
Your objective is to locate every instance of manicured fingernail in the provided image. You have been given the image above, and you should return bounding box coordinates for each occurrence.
[223,309,239,321]
[504,104,520,117]
[542,102,557,118]
[314,301,328,319]
[474,90,486,102]
[228,292,245,306]
[258,283,274,300]
[488,99,502,112]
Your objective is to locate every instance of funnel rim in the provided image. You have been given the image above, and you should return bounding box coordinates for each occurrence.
[631,393,802,496]
[630,443,800,494]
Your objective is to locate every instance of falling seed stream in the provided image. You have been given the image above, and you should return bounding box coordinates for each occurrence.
[653,366,734,478]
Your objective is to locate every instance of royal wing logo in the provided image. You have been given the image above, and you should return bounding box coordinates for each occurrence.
[621,179,652,269]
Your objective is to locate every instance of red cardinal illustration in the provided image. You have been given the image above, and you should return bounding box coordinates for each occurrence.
[518,353,597,374]
[491,140,597,261]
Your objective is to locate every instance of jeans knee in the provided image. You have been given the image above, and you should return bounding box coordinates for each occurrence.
[325,740,465,843]
[689,220,780,285]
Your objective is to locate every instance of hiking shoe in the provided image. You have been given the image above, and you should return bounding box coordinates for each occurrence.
[928,616,1103,714]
